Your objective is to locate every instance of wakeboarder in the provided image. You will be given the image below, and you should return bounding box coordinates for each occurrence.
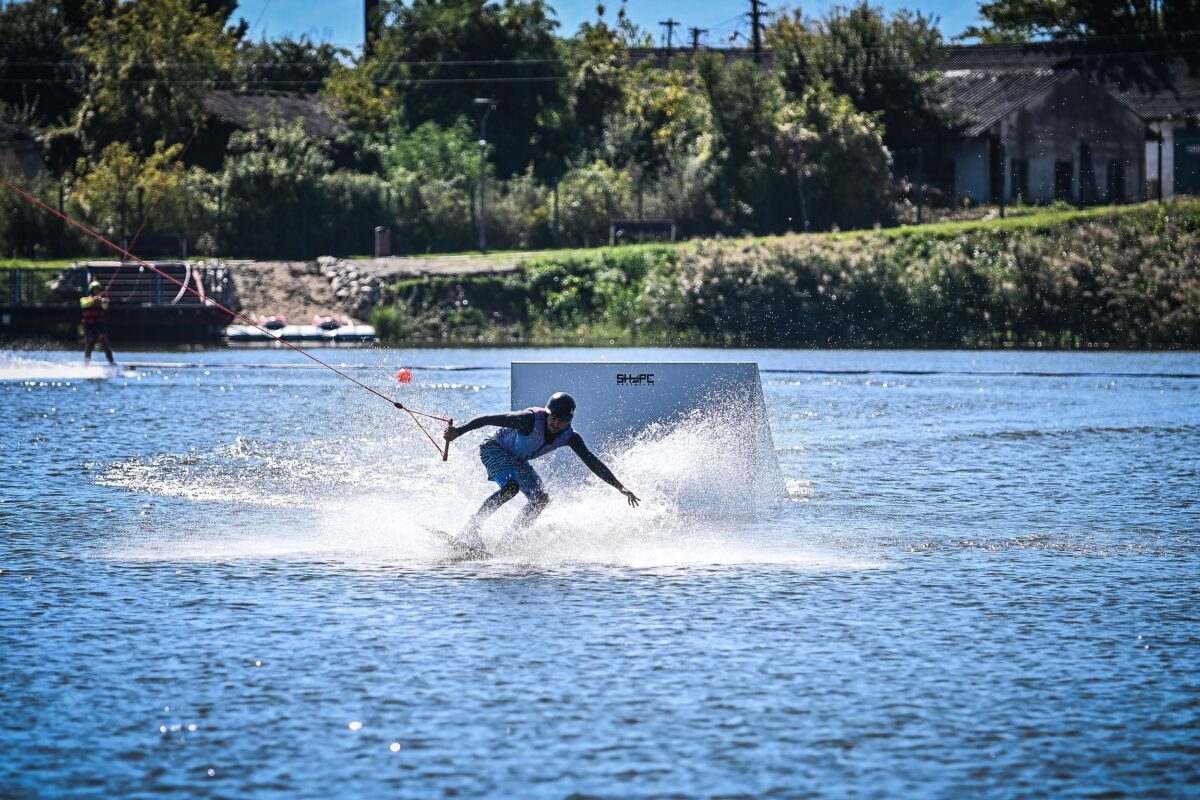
[81,281,115,366]
[443,392,640,551]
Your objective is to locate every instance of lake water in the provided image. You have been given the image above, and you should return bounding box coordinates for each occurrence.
[2,347,1198,798]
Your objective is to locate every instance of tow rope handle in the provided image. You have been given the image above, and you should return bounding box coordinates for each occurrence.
[394,402,452,461]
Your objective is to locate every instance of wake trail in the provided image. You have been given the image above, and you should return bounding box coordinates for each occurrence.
[98,406,868,568]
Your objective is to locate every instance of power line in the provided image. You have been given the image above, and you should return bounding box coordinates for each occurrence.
[249,0,274,37]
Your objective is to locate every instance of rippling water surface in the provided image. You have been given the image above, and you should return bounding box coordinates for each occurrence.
[2,347,1198,798]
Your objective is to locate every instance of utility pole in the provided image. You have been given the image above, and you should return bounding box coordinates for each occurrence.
[659,18,679,60]
[749,0,766,64]
[689,27,707,50]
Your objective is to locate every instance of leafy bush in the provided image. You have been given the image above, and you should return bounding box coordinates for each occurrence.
[0,175,90,259]
[556,160,633,247]
[371,203,1200,348]
[69,139,217,251]
[387,119,478,253]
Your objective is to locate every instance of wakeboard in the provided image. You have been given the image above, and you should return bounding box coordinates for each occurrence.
[426,528,492,561]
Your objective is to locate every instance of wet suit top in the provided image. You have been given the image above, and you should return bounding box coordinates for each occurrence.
[81,295,109,327]
[457,410,627,491]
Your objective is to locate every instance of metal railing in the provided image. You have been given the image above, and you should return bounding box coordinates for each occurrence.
[2,262,238,310]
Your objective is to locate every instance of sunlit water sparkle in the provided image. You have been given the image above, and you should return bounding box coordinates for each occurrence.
[1,347,1197,798]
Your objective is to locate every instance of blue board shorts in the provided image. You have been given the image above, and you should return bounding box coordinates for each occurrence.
[480,440,544,499]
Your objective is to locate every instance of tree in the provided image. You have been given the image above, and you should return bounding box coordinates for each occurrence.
[769,3,946,154]
[556,159,633,246]
[776,83,892,231]
[386,119,481,252]
[322,55,400,134]
[74,0,239,153]
[220,124,334,258]
[235,37,349,94]
[0,0,106,129]
[696,54,791,232]
[597,60,718,230]
[963,0,1200,40]
[601,62,712,175]
[373,0,569,177]
[562,2,650,164]
[68,139,213,243]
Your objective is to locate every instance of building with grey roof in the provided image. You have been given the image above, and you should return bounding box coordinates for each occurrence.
[931,67,1147,205]
[939,39,1200,200]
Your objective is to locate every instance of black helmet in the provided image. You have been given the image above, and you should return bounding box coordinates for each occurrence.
[546,391,576,420]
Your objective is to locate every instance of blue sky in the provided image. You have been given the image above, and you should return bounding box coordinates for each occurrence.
[238,0,984,50]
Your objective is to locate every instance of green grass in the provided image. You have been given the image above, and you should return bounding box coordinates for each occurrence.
[858,203,1141,241]
[357,200,1194,263]
[0,257,87,270]
[345,247,549,260]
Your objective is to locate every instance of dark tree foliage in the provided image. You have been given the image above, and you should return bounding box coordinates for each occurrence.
[770,2,947,153]
[564,18,630,166]
[373,0,570,177]
[560,3,650,167]
[74,0,240,154]
[696,54,794,234]
[234,37,350,93]
[964,0,1200,40]
[0,0,113,127]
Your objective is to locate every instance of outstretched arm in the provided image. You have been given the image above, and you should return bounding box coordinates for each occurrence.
[568,433,640,507]
[444,411,534,442]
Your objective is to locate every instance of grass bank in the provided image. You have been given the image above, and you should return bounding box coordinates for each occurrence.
[371,201,1200,348]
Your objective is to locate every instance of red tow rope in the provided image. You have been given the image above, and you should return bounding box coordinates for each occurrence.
[0,174,453,459]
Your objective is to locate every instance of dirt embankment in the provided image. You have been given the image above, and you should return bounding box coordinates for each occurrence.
[225,260,335,322]
[227,254,535,323]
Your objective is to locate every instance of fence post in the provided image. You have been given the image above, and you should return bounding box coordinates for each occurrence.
[998,140,1006,219]
[374,226,390,257]
[916,147,925,225]
[58,183,66,255]
[119,192,128,259]
[1157,132,1164,204]
[553,180,560,243]
[216,187,223,255]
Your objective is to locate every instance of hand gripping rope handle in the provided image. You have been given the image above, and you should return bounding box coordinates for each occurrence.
[0,173,454,460]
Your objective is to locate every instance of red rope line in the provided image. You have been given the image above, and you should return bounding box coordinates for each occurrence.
[0,174,453,455]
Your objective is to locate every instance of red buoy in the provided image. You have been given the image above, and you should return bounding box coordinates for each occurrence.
[396,368,413,384]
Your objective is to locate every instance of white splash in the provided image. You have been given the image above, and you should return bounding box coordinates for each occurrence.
[0,353,117,382]
[100,402,868,569]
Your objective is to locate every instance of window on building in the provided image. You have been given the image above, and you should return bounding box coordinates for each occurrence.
[1107,161,1127,203]
[1055,161,1074,201]
[1010,159,1029,202]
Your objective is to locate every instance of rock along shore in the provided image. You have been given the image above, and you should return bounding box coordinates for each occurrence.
[226,252,536,323]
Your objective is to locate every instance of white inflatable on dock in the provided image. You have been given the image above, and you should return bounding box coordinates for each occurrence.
[224,315,376,345]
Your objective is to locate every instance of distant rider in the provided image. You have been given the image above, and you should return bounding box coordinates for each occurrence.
[443,392,640,550]
[80,280,115,366]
